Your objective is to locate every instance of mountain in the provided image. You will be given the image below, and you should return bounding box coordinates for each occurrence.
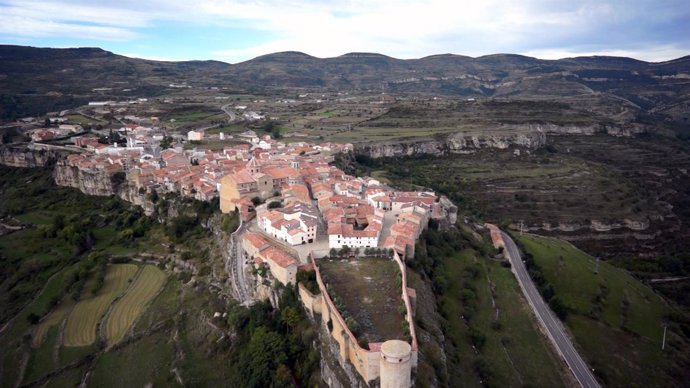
[1,45,689,130]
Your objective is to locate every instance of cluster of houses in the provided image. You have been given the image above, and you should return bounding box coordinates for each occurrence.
[219,142,447,264]
[30,124,83,142]
[54,123,445,290]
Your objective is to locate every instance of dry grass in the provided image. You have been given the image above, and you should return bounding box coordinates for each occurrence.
[32,298,74,347]
[63,264,138,347]
[104,265,167,346]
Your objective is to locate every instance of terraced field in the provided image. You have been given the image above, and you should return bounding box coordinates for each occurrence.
[105,265,167,346]
[63,264,139,347]
[32,298,74,347]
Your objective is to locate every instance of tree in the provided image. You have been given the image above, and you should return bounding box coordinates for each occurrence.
[27,313,40,325]
[281,306,301,332]
[245,327,287,385]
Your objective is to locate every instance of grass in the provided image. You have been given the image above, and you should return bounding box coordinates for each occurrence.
[318,258,404,343]
[44,366,84,387]
[66,113,103,126]
[33,297,74,347]
[24,325,59,382]
[59,344,95,368]
[517,234,678,386]
[0,227,75,323]
[90,330,178,388]
[435,249,567,387]
[63,264,139,346]
[0,266,78,388]
[105,265,167,346]
[352,147,650,227]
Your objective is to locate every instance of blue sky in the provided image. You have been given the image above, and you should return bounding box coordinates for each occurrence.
[1,0,689,63]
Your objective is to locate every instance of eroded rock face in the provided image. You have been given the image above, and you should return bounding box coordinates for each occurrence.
[53,163,119,196]
[356,129,548,158]
[0,146,63,168]
[354,121,647,160]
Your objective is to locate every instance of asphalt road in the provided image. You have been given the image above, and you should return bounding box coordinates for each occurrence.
[227,221,251,305]
[221,104,236,122]
[501,231,601,388]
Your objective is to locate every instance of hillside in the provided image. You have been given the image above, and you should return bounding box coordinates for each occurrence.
[515,234,690,387]
[1,45,689,134]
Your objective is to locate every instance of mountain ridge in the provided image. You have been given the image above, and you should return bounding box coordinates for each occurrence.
[1,44,689,131]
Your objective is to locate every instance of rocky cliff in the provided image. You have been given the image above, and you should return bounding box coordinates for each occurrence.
[0,146,64,168]
[53,162,123,197]
[355,130,547,158]
[353,121,644,159]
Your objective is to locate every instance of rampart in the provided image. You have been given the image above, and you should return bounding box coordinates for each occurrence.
[299,252,417,387]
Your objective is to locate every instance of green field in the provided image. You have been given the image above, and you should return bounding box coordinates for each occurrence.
[66,113,103,126]
[516,234,683,386]
[33,297,74,347]
[105,265,167,346]
[63,264,139,346]
[90,330,179,387]
[25,326,59,382]
[436,249,567,387]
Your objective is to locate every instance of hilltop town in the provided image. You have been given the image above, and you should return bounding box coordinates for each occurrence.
[20,108,458,386]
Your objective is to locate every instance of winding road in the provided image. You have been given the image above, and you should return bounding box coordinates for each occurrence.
[499,229,601,388]
[221,104,237,122]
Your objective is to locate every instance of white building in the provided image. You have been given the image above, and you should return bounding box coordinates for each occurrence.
[187,130,203,141]
[258,203,319,245]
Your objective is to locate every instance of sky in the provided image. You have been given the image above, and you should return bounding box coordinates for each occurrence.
[1,0,689,63]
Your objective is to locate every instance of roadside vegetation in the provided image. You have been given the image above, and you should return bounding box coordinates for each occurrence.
[516,234,690,386]
[409,226,568,387]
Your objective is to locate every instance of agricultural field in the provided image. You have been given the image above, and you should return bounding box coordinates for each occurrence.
[32,297,74,346]
[63,264,139,346]
[345,133,690,261]
[105,265,167,346]
[65,113,104,126]
[516,234,690,386]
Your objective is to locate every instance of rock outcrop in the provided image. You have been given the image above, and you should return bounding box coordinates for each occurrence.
[0,146,64,168]
[354,122,645,159]
[53,162,122,196]
[356,130,547,158]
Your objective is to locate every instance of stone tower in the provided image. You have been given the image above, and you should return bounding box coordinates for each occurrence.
[247,156,261,175]
[380,340,412,388]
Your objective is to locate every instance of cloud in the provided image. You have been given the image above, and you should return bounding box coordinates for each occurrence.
[0,0,688,61]
[522,45,690,63]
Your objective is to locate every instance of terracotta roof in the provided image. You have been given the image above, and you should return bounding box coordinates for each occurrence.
[244,231,270,250]
[260,246,297,268]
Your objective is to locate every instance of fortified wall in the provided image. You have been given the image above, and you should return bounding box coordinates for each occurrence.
[299,252,418,387]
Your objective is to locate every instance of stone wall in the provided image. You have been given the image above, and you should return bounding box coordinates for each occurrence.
[299,253,417,387]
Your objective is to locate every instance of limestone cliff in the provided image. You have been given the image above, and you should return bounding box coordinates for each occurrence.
[53,162,122,196]
[355,130,547,158]
[353,122,643,159]
[0,146,64,168]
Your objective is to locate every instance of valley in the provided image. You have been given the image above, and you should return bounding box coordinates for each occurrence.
[1,45,690,388]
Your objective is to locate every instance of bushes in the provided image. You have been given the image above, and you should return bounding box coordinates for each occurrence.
[514,237,570,321]
[296,270,319,295]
